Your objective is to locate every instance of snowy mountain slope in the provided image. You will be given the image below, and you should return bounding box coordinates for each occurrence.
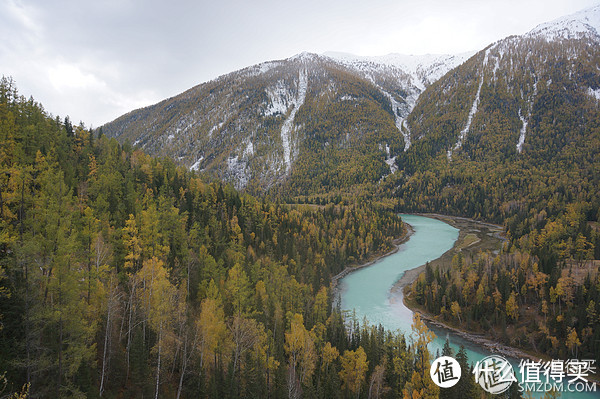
[527,4,600,41]
[325,51,475,90]
[324,51,474,151]
[102,5,600,194]
[102,45,475,192]
[101,53,407,192]
[397,4,600,172]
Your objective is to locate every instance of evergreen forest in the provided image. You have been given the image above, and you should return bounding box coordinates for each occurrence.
[0,78,470,398]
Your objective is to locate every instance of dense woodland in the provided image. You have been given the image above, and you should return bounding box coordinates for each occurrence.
[283,67,403,196]
[0,77,494,399]
[410,247,600,360]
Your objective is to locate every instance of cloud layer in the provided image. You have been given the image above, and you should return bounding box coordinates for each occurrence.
[1,0,597,127]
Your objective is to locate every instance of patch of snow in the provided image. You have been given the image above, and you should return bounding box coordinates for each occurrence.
[243,60,282,77]
[459,64,485,140]
[517,109,528,153]
[280,69,308,174]
[340,95,355,101]
[257,61,281,74]
[517,79,538,154]
[449,49,489,159]
[133,139,141,146]
[259,62,277,74]
[381,90,411,150]
[209,122,225,137]
[490,46,502,78]
[384,144,398,174]
[167,134,175,141]
[265,80,291,116]
[289,52,318,63]
[189,156,204,172]
[402,120,412,146]
[227,156,250,189]
[244,140,254,157]
[588,87,600,100]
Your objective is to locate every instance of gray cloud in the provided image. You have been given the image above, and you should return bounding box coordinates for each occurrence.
[1,0,598,127]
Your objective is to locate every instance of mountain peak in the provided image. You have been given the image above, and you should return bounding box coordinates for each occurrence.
[102,5,600,192]
[527,4,600,41]
[323,51,475,91]
[288,52,320,62]
[323,51,475,74]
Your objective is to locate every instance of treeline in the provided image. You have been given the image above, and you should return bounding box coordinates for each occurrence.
[0,77,464,398]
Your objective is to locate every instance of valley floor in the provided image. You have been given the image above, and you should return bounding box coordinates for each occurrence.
[396,214,542,361]
[394,213,505,291]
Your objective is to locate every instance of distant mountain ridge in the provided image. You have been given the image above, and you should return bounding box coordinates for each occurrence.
[102,5,600,196]
[399,4,600,168]
[527,4,600,40]
[101,50,465,192]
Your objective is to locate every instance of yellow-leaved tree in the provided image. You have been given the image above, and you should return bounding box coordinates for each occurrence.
[403,314,438,399]
[285,313,317,399]
[135,257,176,399]
[339,346,368,398]
[197,280,230,376]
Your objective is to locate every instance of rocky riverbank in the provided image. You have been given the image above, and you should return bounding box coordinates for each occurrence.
[330,221,414,305]
[413,310,537,361]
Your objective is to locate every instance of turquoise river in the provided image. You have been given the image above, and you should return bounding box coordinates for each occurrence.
[339,214,599,398]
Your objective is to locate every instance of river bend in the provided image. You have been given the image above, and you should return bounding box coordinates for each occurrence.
[339,214,599,398]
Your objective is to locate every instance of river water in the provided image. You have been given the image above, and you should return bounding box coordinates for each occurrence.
[339,214,599,398]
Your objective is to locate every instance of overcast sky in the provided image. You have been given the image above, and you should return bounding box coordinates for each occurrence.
[2,0,598,127]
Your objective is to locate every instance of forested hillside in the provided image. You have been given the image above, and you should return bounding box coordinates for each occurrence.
[392,22,600,360]
[0,78,463,399]
[100,52,472,196]
[101,54,405,194]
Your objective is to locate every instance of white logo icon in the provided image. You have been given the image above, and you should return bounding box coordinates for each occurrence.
[430,356,461,388]
[473,355,517,394]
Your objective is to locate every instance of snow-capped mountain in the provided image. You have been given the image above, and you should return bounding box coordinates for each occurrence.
[102,5,600,194]
[526,4,600,41]
[399,4,600,169]
[101,50,464,192]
